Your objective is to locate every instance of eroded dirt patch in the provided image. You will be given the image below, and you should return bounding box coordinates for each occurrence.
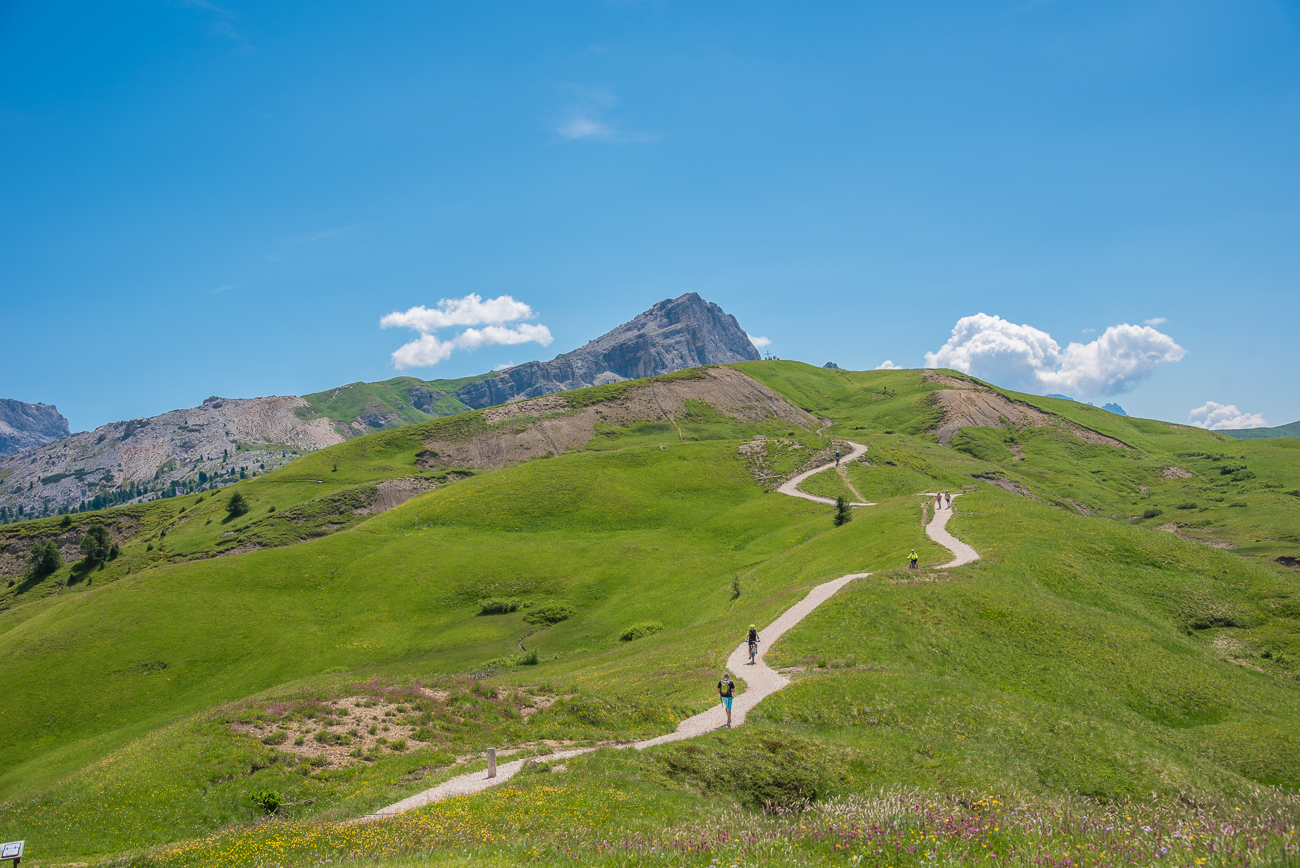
[1163,466,1196,480]
[418,367,816,472]
[924,376,1129,449]
[226,684,558,771]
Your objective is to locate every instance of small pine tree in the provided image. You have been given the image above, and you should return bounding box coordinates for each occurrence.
[27,541,63,580]
[833,495,852,527]
[79,524,113,563]
[226,491,249,518]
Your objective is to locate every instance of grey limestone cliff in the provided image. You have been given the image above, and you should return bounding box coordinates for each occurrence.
[0,399,70,456]
[455,293,760,408]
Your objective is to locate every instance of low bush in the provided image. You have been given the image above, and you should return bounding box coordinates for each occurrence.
[1228,501,1248,508]
[478,598,521,615]
[261,731,288,746]
[524,604,574,625]
[1175,502,1198,510]
[1142,507,1163,519]
[620,621,664,642]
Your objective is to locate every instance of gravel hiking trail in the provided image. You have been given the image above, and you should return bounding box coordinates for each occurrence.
[777,440,875,507]
[357,443,978,822]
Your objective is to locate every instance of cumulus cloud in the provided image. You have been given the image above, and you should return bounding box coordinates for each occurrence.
[748,334,772,349]
[876,360,903,370]
[1188,402,1267,431]
[1144,317,1167,326]
[382,294,552,370]
[381,294,536,331]
[923,313,1185,397]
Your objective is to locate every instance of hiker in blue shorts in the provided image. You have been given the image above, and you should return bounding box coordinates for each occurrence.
[718,673,735,728]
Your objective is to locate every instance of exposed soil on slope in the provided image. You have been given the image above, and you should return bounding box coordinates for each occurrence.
[924,373,1129,449]
[417,367,816,472]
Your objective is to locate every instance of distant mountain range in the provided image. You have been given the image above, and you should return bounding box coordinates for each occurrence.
[1045,395,1127,416]
[0,293,760,520]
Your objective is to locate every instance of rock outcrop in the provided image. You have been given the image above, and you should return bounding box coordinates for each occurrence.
[0,399,70,456]
[455,293,760,408]
[0,396,344,518]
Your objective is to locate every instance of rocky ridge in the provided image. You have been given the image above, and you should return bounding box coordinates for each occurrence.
[0,294,759,520]
[0,399,70,456]
[0,396,343,519]
[454,293,760,409]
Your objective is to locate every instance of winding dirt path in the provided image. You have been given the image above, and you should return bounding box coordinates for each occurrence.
[777,440,875,507]
[357,443,977,822]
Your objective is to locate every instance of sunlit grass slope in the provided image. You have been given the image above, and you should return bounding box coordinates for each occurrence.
[1,362,1298,866]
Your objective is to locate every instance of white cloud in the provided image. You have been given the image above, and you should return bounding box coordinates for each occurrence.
[747,334,772,349]
[1188,402,1267,431]
[555,87,657,143]
[381,294,535,331]
[1144,317,1167,326]
[924,313,1185,397]
[558,115,614,140]
[1081,328,1095,334]
[382,293,552,370]
[875,360,903,370]
[492,361,516,372]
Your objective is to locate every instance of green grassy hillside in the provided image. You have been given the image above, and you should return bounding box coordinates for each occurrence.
[301,374,493,432]
[1227,420,1300,440]
[1,363,1298,866]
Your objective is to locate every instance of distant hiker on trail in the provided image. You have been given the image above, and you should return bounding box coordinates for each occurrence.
[747,625,760,664]
[835,450,841,466]
[718,673,735,727]
[935,493,943,510]
[908,549,919,570]
[945,492,952,510]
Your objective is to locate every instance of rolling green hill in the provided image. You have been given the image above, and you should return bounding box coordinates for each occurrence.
[301,373,494,432]
[1226,420,1300,440]
[1,363,1298,866]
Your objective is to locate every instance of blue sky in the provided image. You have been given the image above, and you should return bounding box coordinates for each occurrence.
[2,1,1297,433]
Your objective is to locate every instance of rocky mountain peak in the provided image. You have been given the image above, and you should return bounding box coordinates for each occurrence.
[0,399,70,456]
[456,293,760,408]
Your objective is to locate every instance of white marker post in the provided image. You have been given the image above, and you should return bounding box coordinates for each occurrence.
[1,840,24,867]
[486,748,496,778]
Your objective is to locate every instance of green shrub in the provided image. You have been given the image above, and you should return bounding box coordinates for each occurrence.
[247,790,282,815]
[262,731,288,746]
[478,598,521,615]
[388,738,408,752]
[1142,508,1164,519]
[525,604,574,625]
[25,541,62,581]
[1228,501,1248,508]
[833,495,851,527]
[79,524,112,564]
[1175,502,1198,510]
[226,492,249,519]
[620,621,664,642]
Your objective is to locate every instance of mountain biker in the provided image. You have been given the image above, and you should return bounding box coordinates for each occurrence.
[908,548,918,570]
[747,625,760,663]
[718,673,735,728]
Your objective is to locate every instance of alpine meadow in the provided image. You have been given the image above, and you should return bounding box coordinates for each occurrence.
[1,362,1298,867]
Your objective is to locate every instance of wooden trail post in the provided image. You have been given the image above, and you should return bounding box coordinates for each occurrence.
[486,748,497,778]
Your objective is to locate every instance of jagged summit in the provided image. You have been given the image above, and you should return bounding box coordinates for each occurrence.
[0,399,70,456]
[455,293,760,408]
